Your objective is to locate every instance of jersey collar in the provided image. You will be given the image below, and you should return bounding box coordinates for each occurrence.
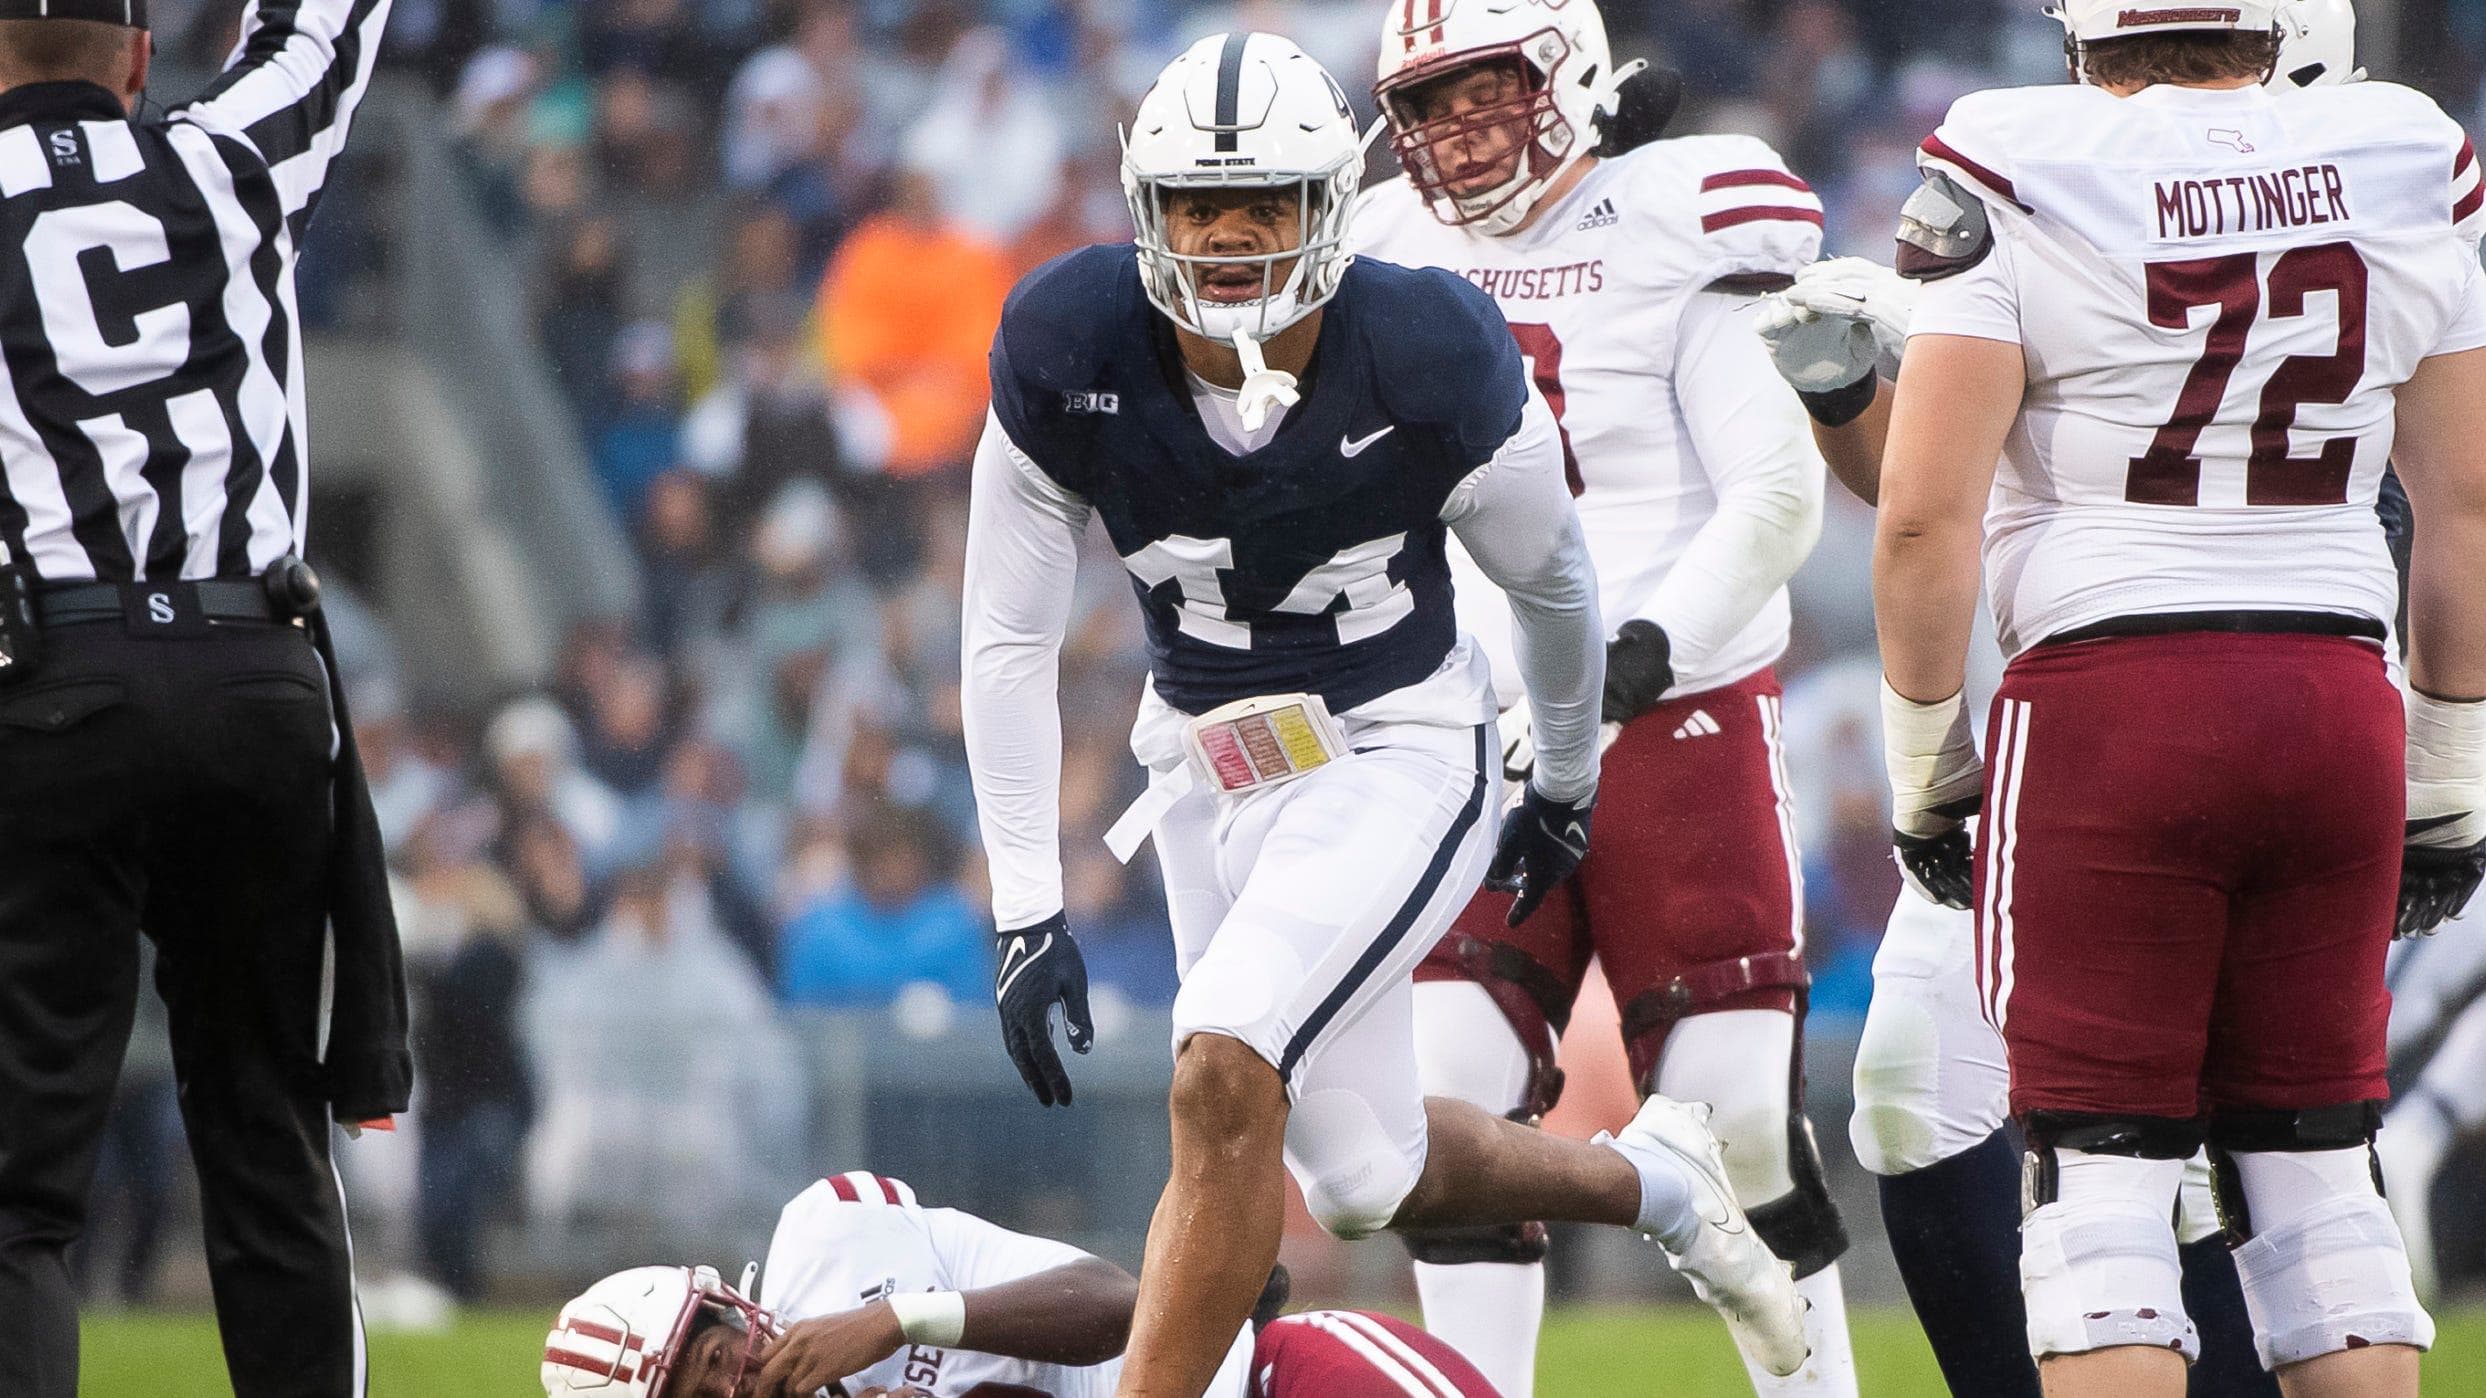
[0,81,129,130]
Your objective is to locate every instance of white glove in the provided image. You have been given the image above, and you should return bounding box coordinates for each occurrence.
[1497,697,1621,804]
[1880,679,1984,909]
[1756,257,1920,394]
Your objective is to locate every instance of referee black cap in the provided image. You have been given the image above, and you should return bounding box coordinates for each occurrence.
[0,0,147,26]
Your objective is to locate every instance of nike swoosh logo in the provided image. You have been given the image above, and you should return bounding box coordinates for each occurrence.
[1340,426,1396,457]
[996,933,1053,1002]
[2410,813,2468,836]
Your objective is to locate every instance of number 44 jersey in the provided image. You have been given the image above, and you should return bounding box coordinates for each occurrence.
[1911,79,2486,659]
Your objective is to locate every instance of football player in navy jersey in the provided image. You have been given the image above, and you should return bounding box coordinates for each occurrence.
[962,32,1810,1398]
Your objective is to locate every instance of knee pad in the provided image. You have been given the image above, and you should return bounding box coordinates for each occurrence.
[1748,1116,1851,1279]
[2206,1123,2434,1369]
[1287,1088,1425,1240]
[1413,976,1563,1121]
[2020,1122,2200,1362]
[1398,1220,1551,1267]
[2228,1190,2435,1369]
[1620,950,1807,1090]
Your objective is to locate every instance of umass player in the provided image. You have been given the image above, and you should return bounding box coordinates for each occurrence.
[1351,1,1856,1392]
[961,33,1806,1398]
[1867,0,2486,1392]
[539,1173,1507,1398]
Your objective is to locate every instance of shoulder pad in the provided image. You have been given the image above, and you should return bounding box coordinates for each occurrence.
[1895,169,1992,282]
[994,244,1141,394]
[1352,261,1523,427]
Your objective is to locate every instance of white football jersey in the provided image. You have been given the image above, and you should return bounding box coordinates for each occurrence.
[758,1172,1254,1397]
[1911,80,2486,658]
[1354,137,1825,702]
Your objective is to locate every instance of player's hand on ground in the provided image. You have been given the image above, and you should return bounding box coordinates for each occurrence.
[1757,258,1918,394]
[1488,785,1596,926]
[1879,680,1984,910]
[753,1305,905,1398]
[2403,690,2486,937]
[993,913,1093,1107]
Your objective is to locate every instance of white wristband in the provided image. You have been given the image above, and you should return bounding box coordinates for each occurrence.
[2407,688,2486,843]
[887,1290,967,1348]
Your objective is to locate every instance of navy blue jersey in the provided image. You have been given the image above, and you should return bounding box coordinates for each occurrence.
[989,244,1528,716]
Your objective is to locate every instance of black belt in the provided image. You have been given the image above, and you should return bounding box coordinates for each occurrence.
[2037,609,2387,649]
[36,579,286,628]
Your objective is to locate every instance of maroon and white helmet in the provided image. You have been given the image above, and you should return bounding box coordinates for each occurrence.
[1374,0,1638,235]
[543,1265,779,1398]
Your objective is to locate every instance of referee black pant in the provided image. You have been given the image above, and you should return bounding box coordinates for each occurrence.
[0,618,362,1398]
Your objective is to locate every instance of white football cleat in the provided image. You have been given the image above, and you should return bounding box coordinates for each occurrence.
[1599,1094,1811,1377]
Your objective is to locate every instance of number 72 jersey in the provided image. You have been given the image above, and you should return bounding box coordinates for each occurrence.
[1911,78,2486,659]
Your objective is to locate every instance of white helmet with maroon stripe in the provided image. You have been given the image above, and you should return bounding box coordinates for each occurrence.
[543,1265,778,1398]
[1375,0,1638,236]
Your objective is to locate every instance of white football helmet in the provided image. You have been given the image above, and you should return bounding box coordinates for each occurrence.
[1375,0,1638,236]
[2272,0,2361,86]
[2050,0,2284,83]
[543,1265,778,1398]
[1121,32,1372,347]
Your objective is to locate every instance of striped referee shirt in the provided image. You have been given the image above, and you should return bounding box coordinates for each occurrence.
[0,0,392,585]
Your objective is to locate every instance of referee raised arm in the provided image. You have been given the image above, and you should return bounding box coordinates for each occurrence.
[0,2,406,1397]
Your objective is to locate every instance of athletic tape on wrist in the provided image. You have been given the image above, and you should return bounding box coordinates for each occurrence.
[888,1291,967,1348]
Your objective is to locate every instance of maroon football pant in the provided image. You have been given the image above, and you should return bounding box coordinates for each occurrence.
[1976,632,2400,1120]
[1417,669,1803,1088]
[1252,1310,1503,1397]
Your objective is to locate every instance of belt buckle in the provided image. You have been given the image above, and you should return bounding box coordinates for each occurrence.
[1182,693,1348,795]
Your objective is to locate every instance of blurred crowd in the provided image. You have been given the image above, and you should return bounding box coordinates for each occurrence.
[95,0,2486,1311]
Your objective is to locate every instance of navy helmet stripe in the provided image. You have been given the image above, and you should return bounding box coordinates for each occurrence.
[1277,724,1494,1082]
[1213,31,1249,153]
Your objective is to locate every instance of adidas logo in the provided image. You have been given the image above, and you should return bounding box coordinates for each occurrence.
[1575,197,1619,231]
[1672,710,1721,740]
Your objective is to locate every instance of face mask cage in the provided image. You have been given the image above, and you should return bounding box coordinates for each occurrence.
[1125,160,1357,343]
[647,1273,782,1398]
[1379,41,1574,230]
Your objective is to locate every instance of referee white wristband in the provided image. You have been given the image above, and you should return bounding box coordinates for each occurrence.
[887,1291,967,1348]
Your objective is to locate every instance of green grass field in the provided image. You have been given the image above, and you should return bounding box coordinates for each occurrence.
[80,1306,2486,1396]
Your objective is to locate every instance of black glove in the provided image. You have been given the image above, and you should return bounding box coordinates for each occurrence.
[1893,794,1982,911]
[2399,833,2486,938]
[1487,785,1595,926]
[1601,621,1675,725]
[994,913,1093,1107]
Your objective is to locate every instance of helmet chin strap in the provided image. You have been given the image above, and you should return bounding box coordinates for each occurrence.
[1231,328,1300,433]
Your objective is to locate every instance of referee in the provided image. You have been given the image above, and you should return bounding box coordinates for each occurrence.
[0,2,407,1397]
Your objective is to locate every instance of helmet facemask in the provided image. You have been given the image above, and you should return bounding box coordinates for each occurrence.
[1124,159,1360,347]
[1379,35,1583,236]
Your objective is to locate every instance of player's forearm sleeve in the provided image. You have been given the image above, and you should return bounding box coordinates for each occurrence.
[179,0,398,231]
[962,415,1090,929]
[1449,393,1605,800]
[1645,290,1827,675]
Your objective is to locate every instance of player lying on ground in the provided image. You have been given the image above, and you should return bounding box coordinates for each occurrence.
[961,32,1807,1398]
[1349,1,1859,1393]
[540,1172,1505,1398]
[1867,0,2486,1395]
[1748,9,2363,1396]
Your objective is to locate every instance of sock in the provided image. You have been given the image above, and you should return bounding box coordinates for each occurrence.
[1739,1263,1860,1395]
[1876,1129,2041,1398]
[1413,1260,1544,1398]
[2180,1237,2279,1398]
